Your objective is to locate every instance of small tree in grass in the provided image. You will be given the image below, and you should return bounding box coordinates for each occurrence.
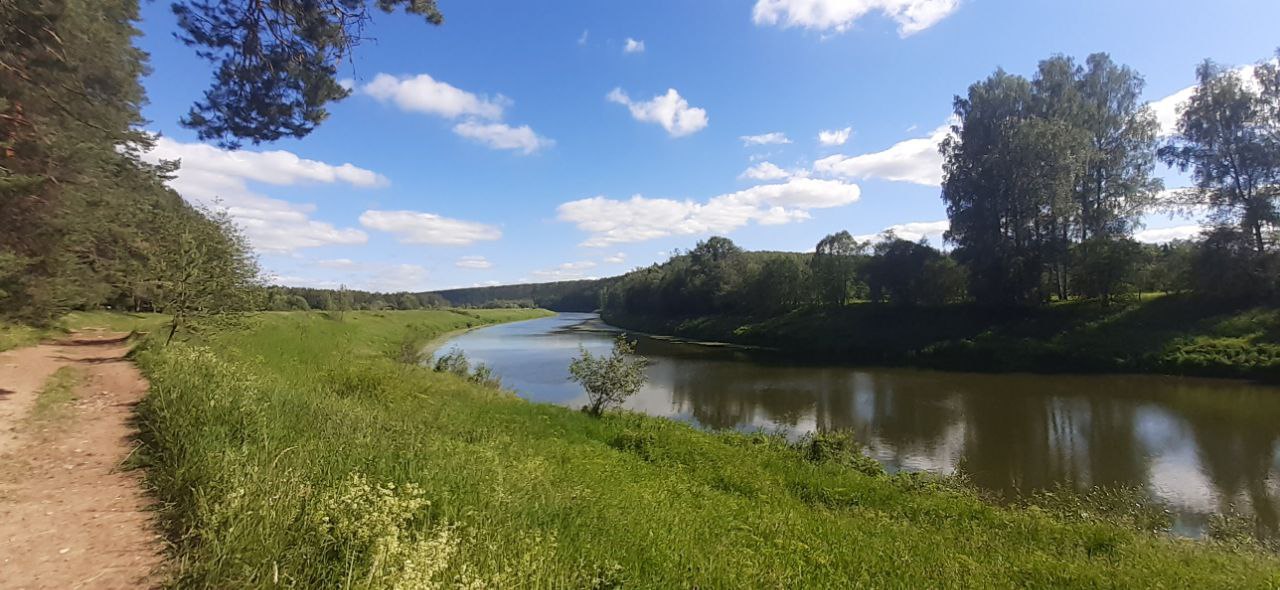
[569,335,648,417]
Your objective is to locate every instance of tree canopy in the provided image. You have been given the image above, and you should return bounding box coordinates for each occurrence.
[171,0,443,148]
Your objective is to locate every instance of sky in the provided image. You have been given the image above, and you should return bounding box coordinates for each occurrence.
[132,0,1280,292]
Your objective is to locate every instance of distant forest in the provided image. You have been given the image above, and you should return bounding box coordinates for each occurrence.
[265,279,613,313]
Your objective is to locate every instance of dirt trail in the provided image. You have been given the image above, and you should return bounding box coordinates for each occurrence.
[0,334,162,589]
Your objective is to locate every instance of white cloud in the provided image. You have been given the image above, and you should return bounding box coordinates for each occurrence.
[603,253,627,264]
[360,73,506,120]
[853,220,949,243]
[455,255,494,269]
[1149,64,1263,136]
[359,210,502,246]
[1135,225,1204,243]
[607,87,709,137]
[814,122,949,186]
[624,38,646,53]
[532,261,599,280]
[752,0,960,36]
[451,120,554,154]
[558,177,861,247]
[577,29,590,46]
[140,136,374,254]
[316,258,357,269]
[740,161,792,181]
[818,126,853,146]
[740,132,792,146]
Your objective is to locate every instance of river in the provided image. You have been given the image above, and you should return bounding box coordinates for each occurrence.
[434,312,1280,537]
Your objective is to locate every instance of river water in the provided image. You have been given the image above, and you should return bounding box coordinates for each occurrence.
[434,312,1280,536]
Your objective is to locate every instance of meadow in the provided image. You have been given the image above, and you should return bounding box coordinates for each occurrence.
[120,309,1280,587]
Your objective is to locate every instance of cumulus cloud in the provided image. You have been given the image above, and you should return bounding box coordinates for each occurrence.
[359,210,502,246]
[451,121,554,154]
[740,161,793,181]
[607,87,708,137]
[853,220,949,243]
[359,72,551,154]
[623,38,645,53]
[558,177,861,247]
[1135,225,1204,243]
[814,122,949,186]
[752,0,960,36]
[818,126,853,146]
[360,73,506,120]
[603,253,627,264]
[455,255,494,269]
[740,132,792,146]
[140,136,374,254]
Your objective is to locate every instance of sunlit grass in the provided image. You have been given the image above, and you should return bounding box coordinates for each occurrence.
[132,309,1280,587]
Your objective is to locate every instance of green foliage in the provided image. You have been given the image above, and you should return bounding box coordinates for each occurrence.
[607,295,1280,381]
[864,234,967,306]
[569,334,649,416]
[1160,55,1280,259]
[131,310,1280,587]
[1,0,266,330]
[793,431,885,476]
[171,0,443,147]
[942,53,1161,305]
[432,347,502,388]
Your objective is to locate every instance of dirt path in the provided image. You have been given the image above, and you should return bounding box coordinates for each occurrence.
[0,334,162,589]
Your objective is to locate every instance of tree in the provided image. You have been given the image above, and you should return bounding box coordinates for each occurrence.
[810,231,865,307]
[1070,237,1143,304]
[149,207,262,344]
[862,234,967,306]
[1160,58,1279,256]
[171,0,443,148]
[941,54,1161,305]
[569,335,649,417]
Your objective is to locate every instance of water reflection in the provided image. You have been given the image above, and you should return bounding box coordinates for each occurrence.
[436,313,1280,535]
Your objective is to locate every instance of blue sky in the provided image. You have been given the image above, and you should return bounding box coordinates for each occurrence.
[133,0,1280,291]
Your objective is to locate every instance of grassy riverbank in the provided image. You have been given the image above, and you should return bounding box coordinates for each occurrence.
[126,308,1280,587]
[605,294,1280,381]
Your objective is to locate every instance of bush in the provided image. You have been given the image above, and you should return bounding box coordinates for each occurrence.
[568,335,649,416]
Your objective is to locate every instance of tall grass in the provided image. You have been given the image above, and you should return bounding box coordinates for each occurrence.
[133,309,1280,587]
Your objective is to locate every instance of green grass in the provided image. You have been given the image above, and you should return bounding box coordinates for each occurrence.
[0,321,44,352]
[30,366,83,423]
[606,294,1280,381]
[130,309,1280,588]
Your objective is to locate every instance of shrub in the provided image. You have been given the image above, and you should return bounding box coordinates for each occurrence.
[568,335,649,416]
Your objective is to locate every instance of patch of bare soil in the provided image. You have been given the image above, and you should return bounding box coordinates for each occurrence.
[0,335,162,589]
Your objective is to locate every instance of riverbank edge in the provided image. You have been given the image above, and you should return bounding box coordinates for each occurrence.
[601,297,1280,383]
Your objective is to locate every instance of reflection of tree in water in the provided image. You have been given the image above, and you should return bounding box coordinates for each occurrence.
[656,345,1280,533]
[860,372,961,464]
[1166,386,1280,538]
[666,362,848,431]
[955,376,1154,499]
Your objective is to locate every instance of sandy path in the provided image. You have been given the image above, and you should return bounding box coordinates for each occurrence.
[0,335,162,589]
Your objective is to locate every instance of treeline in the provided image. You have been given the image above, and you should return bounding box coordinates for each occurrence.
[431,279,611,312]
[1,0,258,335]
[261,279,609,312]
[602,235,1197,319]
[604,52,1279,319]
